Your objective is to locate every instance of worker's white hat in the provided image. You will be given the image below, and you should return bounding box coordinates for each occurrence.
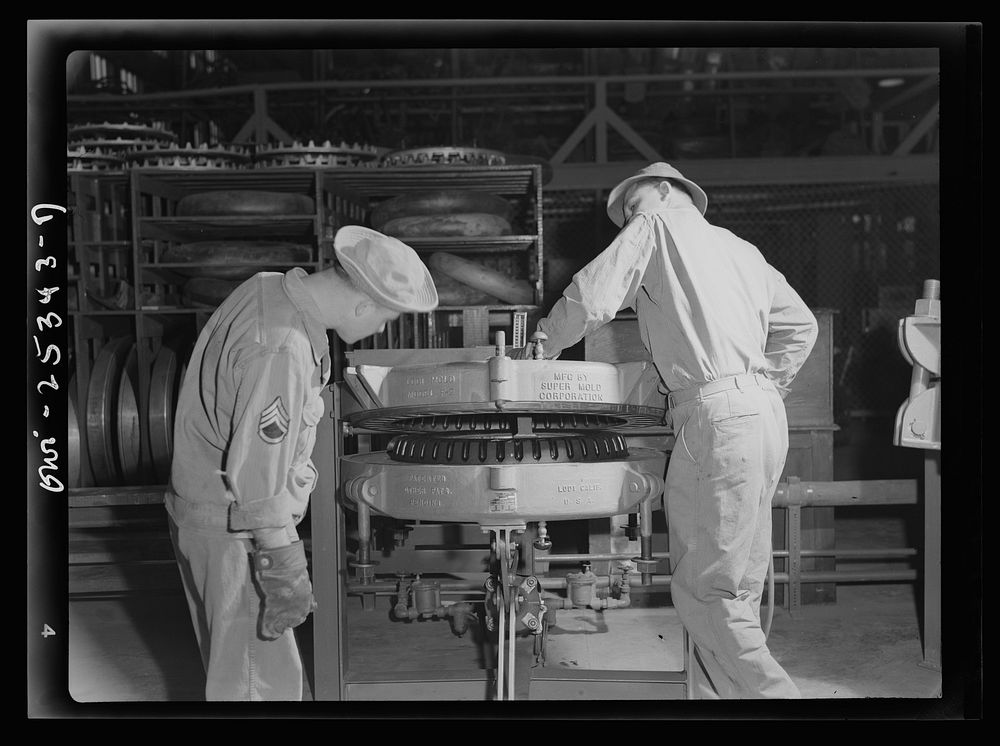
[606,162,709,227]
[334,225,438,313]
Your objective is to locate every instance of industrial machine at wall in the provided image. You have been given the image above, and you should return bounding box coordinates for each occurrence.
[337,331,670,700]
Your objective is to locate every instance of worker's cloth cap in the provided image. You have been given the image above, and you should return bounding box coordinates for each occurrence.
[606,162,709,227]
[334,225,438,313]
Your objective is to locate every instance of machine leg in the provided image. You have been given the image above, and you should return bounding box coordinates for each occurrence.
[920,451,942,671]
[486,525,525,701]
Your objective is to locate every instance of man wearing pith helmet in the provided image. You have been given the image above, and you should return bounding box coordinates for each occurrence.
[167,226,437,701]
[520,162,818,698]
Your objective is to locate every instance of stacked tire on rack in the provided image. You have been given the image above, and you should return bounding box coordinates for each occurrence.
[170,189,316,307]
[69,337,191,488]
[368,188,534,306]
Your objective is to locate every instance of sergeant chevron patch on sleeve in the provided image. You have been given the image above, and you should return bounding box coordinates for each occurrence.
[258,396,290,444]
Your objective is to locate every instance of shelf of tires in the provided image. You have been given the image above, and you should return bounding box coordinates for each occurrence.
[67,163,545,491]
[321,164,544,351]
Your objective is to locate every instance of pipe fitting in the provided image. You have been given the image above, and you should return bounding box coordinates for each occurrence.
[447,602,477,636]
[566,566,598,607]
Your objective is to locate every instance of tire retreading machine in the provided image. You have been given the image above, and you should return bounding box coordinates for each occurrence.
[322,332,684,701]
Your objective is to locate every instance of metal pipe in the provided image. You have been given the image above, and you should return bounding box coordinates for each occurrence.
[348,588,488,599]
[541,552,671,563]
[771,569,917,584]
[539,547,917,562]
[540,569,919,589]
[772,478,919,507]
[772,548,918,559]
[639,497,654,586]
[506,590,516,700]
[348,566,918,597]
[346,547,919,596]
[356,502,371,567]
[497,580,506,701]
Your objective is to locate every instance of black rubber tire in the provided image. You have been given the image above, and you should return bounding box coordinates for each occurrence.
[386,433,629,465]
[370,190,512,230]
[176,190,315,216]
[162,241,312,280]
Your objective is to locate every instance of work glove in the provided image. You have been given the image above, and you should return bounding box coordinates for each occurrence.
[252,540,316,640]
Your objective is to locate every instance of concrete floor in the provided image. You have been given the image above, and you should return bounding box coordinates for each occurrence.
[65,580,940,706]
[55,506,964,715]
[63,509,946,709]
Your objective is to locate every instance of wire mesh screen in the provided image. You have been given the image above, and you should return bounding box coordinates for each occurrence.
[543,181,940,419]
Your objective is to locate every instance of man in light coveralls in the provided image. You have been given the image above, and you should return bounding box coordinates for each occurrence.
[167,226,438,701]
[520,163,817,698]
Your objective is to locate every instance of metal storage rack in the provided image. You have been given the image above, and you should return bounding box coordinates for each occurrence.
[321,164,544,350]
[67,170,131,491]
[66,163,545,596]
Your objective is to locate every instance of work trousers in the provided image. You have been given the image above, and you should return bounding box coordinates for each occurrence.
[665,374,801,698]
[168,516,304,701]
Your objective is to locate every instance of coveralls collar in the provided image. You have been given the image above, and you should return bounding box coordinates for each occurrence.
[282,267,330,366]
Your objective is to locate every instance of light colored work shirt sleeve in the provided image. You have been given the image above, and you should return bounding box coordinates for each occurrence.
[537,215,656,357]
[765,266,819,397]
[225,349,307,531]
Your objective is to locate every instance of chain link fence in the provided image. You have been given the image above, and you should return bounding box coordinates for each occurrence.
[542,181,940,424]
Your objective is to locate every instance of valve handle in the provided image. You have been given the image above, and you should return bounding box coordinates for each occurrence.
[529,331,548,360]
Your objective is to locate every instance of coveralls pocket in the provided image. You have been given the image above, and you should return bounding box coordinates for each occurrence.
[288,398,322,498]
[295,398,323,449]
[674,419,698,463]
[669,406,700,464]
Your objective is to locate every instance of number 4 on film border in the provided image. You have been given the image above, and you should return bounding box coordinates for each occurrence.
[41,624,55,638]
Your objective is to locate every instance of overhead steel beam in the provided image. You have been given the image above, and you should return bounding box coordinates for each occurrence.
[67,67,942,103]
[893,101,940,156]
[547,155,939,191]
[232,87,295,144]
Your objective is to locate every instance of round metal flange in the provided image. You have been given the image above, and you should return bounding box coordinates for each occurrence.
[379,146,507,168]
[386,432,629,465]
[116,344,144,484]
[68,121,178,143]
[67,147,123,172]
[86,336,134,485]
[347,401,665,434]
[254,139,380,168]
[68,137,167,153]
[68,375,81,488]
[123,143,252,169]
[149,342,189,483]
